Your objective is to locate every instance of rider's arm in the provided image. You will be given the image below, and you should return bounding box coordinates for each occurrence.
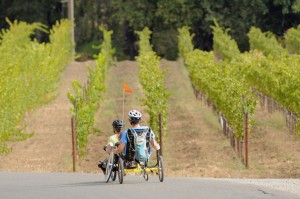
[150,139,160,150]
[149,129,160,150]
[113,130,127,154]
[113,142,125,154]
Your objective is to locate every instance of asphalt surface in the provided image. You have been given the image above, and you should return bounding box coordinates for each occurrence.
[0,172,299,199]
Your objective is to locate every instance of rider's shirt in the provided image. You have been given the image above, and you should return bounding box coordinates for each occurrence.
[107,134,119,145]
[120,126,155,155]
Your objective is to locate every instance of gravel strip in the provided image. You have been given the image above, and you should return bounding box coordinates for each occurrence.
[219,178,300,196]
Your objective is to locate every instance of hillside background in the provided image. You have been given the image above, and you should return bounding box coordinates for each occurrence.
[0,59,299,178]
[0,0,300,178]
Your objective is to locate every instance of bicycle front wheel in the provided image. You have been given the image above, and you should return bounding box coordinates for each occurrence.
[104,152,114,183]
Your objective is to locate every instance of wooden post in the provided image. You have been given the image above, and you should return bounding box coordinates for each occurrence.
[244,112,249,168]
[71,117,76,172]
[159,113,163,156]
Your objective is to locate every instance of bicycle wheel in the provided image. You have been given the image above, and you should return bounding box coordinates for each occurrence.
[104,152,114,183]
[158,155,164,182]
[118,158,124,184]
[143,169,149,181]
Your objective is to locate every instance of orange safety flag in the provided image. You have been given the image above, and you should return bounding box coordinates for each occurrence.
[123,80,133,94]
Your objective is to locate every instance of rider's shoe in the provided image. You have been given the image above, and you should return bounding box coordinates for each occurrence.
[98,161,102,168]
[98,161,106,174]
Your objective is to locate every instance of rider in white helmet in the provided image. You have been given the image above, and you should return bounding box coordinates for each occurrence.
[113,110,160,156]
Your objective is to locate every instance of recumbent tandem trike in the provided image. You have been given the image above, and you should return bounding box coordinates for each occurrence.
[104,128,164,184]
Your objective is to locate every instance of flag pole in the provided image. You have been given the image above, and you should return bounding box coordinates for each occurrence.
[122,80,133,122]
[122,85,125,121]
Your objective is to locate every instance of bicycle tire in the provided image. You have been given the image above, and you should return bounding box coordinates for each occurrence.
[104,152,114,183]
[118,158,124,184]
[158,155,164,182]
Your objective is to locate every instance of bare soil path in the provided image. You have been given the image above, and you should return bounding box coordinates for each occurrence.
[1,59,300,178]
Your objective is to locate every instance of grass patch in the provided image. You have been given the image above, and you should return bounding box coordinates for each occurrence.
[255,111,286,130]
[0,130,34,153]
[101,98,117,118]
[202,110,222,131]
[223,154,246,170]
[92,127,102,134]
[216,140,231,150]
[63,155,73,171]
[0,144,12,154]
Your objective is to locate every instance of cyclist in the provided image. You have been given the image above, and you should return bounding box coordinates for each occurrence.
[113,110,160,161]
[98,119,124,173]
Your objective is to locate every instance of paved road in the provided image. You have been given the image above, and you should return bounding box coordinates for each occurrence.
[0,172,299,199]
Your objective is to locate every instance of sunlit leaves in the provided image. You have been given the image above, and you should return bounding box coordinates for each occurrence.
[135,27,170,136]
[211,19,240,61]
[0,19,73,152]
[179,26,256,139]
[285,24,300,54]
[67,26,111,156]
[248,27,288,57]
[177,26,194,59]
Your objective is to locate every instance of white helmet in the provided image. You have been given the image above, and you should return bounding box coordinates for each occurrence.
[128,110,142,123]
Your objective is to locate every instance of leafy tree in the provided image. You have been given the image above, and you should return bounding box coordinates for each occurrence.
[153,0,201,59]
[2,0,300,59]
[0,0,64,42]
[194,0,268,51]
[104,0,156,60]
[261,0,300,37]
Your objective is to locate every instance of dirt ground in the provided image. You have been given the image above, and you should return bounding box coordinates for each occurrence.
[0,59,300,179]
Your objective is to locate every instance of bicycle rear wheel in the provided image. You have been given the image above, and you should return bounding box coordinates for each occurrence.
[143,169,149,181]
[158,155,164,182]
[118,158,124,184]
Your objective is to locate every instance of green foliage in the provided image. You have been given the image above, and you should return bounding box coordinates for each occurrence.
[177,26,194,59]
[98,27,115,67]
[237,52,300,134]
[2,0,300,58]
[152,29,179,60]
[155,0,198,28]
[76,40,102,61]
[184,49,256,139]
[285,24,300,54]
[247,27,288,56]
[135,27,153,54]
[245,27,300,134]
[0,143,12,154]
[67,26,112,156]
[273,0,300,13]
[211,19,240,61]
[292,0,300,13]
[135,27,170,137]
[0,0,62,27]
[0,19,73,152]
[108,1,155,30]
